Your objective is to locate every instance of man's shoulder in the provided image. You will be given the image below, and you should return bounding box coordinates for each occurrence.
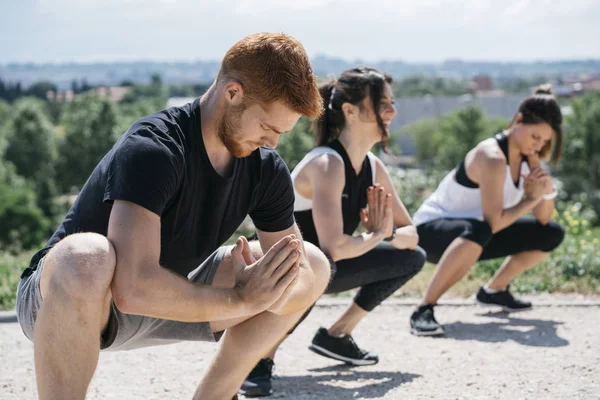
[127,100,196,139]
[255,147,290,172]
[121,111,190,153]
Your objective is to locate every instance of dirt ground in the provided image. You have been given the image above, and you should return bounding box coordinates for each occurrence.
[1,297,599,399]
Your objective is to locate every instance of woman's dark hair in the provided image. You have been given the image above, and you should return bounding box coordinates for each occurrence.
[511,83,563,164]
[311,66,393,150]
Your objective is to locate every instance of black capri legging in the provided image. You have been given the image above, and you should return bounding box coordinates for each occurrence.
[417,216,565,264]
[289,243,426,333]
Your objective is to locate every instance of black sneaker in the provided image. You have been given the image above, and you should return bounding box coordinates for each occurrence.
[410,304,445,336]
[308,327,379,366]
[238,358,274,398]
[476,286,532,312]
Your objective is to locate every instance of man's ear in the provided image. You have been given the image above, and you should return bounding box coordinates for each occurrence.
[223,80,244,106]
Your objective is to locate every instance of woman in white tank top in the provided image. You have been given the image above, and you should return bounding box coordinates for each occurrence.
[410,85,566,336]
[241,67,426,397]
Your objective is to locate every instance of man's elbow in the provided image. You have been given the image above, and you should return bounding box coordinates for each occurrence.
[111,267,151,315]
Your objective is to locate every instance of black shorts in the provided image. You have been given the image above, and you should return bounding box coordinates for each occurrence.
[417,217,564,264]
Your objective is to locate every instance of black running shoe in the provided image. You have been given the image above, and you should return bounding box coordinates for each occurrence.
[308,327,379,366]
[238,358,274,398]
[410,304,445,336]
[476,286,532,312]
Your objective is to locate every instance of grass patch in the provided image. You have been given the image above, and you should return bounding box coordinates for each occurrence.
[0,252,31,310]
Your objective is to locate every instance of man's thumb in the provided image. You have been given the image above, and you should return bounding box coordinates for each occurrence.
[231,237,245,267]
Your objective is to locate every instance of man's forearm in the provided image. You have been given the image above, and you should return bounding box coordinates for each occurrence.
[111,263,248,322]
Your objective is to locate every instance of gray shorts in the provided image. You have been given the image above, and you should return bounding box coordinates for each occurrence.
[16,246,232,351]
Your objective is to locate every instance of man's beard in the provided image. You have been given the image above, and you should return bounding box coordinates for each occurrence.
[217,103,250,158]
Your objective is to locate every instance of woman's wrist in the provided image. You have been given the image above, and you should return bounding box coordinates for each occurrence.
[383,226,397,242]
[542,189,558,200]
[370,229,388,240]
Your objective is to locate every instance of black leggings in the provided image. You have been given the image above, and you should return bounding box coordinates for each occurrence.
[417,216,565,264]
[289,243,426,333]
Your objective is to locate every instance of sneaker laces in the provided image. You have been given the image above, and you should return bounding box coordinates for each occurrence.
[344,335,368,357]
[497,286,516,301]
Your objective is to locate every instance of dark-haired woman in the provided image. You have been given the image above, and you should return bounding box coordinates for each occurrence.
[409,85,565,337]
[240,67,426,397]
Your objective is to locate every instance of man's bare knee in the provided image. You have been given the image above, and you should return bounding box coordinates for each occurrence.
[41,233,116,302]
[303,242,331,297]
[247,240,265,260]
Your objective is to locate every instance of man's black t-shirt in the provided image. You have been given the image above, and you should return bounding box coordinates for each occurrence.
[22,98,295,278]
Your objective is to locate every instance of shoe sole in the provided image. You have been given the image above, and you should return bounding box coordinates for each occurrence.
[238,388,273,398]
[475,299,533,313]
[409,326,445,337]
[308,344,378,366]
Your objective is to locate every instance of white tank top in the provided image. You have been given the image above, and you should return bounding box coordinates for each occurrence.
[412,162,530,226]
[291,146,377,212]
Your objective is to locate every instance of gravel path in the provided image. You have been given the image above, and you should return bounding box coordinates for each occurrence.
[1,297,599,399]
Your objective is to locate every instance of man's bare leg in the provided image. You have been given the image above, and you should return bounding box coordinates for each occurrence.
[195,241,330,400]
[196,310,304,400]
[34,233,115,400]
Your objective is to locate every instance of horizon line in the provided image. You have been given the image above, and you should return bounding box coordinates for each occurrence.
[2,55,600,68]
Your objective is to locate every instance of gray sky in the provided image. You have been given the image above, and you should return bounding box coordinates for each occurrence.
[2,0,599,64]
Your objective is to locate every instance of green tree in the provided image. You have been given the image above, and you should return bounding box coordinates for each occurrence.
[410,106,509,169]
[3,99,59,218]
[26,81,57,100]
[4,99,57,181]
[121,74,167,110]
[0,160,50,252]
[276,117,314,171]
[0,99,10,123]
[399,118,439,164]
[432,107,489,169]
[0,100,10,154]
[560,92,600,217]
[392,76,468,98]
[56,94,121,193]
[119,99,161,134]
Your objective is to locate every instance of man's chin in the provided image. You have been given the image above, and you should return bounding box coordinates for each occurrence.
[229,146,254,158]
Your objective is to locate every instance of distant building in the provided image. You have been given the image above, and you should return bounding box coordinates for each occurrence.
[48,89,74,102]
[390,92,528,132]
[468,75,494,92]
[46,85,132,102]
[89,86,132,102]
[559,74,600,95]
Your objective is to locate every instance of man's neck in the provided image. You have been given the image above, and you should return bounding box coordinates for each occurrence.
[199,86,234,177]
